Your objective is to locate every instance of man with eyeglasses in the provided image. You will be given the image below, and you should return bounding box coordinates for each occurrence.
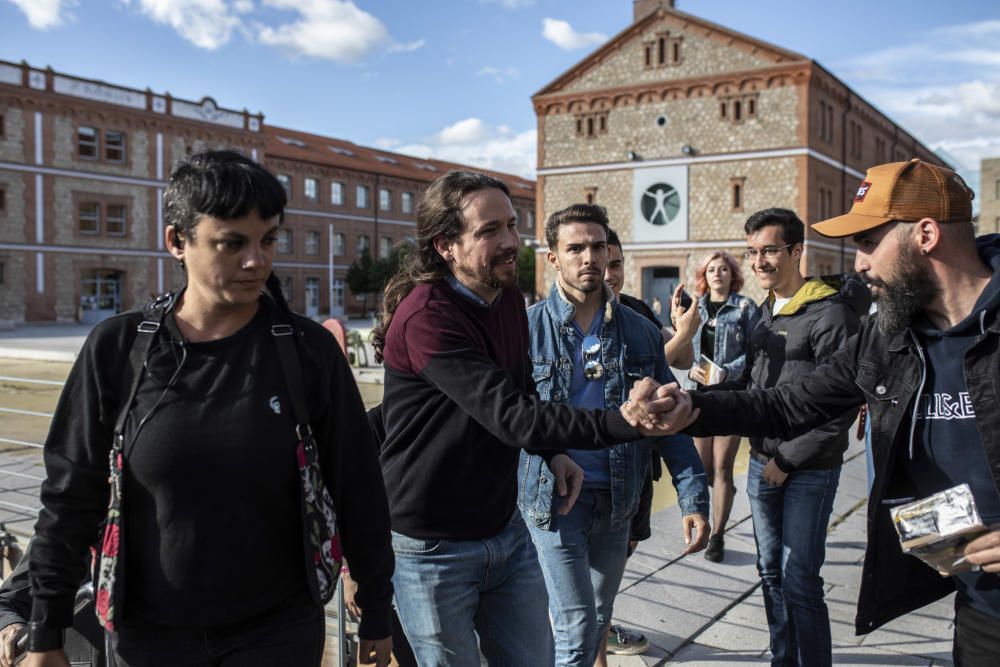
[519,203,709,666]
[729,207,870,666]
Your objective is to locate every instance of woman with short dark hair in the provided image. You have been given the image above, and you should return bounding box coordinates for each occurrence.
[25,151,393,667]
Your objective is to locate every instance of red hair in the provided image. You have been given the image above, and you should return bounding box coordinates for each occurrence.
[694,250,744,297]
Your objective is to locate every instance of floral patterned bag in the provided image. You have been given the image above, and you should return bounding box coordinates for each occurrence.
[272,321,343,604]
[95,294,173,630]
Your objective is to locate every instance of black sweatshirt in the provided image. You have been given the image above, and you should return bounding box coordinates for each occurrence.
[30,296,394,641]
[379,281,639,541]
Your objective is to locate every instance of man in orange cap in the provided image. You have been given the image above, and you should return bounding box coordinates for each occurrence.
[631,159,1000,666]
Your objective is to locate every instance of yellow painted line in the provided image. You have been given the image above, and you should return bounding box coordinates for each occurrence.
[651,438,751,514]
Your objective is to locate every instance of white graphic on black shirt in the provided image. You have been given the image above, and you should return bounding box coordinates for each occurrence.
[916,392,975,420]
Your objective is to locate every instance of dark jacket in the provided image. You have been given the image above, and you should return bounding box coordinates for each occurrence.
[744,274,869,472]
[689,235,1000,634]
[30,296,394,641]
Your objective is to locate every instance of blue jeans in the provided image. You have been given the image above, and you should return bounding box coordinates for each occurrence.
[390,511,553,667]
[746,457,840,667]
[525,488,631,667]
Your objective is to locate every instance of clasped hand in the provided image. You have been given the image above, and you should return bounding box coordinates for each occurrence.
[621,379,699,435]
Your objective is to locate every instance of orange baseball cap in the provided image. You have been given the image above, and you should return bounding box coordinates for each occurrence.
[812,159,974,238]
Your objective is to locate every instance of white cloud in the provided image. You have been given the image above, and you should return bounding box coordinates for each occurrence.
[480,0,535,8]
[437,118,490,145]
[7,0,77,29]
[258,0,394,62]
[374,137,400,149]
[392,118,537,179]
[126,0,241,49]
[830,18,1000,203]
[476,65,520,84]
[541,18,606,51]
[389,39,426,53]
[120,0,420,60]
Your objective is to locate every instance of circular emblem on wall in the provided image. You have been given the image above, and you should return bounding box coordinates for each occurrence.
[641,183,681,226]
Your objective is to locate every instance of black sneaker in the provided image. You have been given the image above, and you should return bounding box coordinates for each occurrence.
[704,534,725,562]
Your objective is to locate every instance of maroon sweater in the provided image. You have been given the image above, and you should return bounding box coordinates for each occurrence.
[379,280,638,540]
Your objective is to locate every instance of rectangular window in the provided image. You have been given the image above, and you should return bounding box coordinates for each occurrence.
[105,131,126,162]
[379,188,391,212]
[106,204,127,236]
[281,276,294,302]
[333,232,345,256]
[731,178,746,212]
[358,235,372,257]
[826,106,834,143]
[379,235,392,259]
[78,127,99,160]
[304,177,318,201]
[278,228,293,254]
[733,100,742,122]
[995,180,1000,199]
[657,37,665,65]
[305,230,320,255]
[644,44,652,68]
[401,192,413,214]
[79,202,100,234]
[0,114,5,137]
[333,279,345,309]
[0,262,4,285]
[0,188,5,213]
[277,174,292,197]
[356,185,369,209]
[331,181,344,205]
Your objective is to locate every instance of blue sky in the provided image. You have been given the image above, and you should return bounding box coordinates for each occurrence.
[2,0,998,203]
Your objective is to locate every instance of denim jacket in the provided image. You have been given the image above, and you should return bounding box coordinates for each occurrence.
[682,291,758,390]
[519,283,708,530]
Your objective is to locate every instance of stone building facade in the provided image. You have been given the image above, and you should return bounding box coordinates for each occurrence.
[0,60,535,325]
[981,158,1000,236]
[533,0,947,305]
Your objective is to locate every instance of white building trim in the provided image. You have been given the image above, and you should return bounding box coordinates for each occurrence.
[536,147,866,181]
[285,207,417,227]
[0,161,165,188]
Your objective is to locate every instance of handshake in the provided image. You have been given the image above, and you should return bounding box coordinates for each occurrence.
[621,378,700,437]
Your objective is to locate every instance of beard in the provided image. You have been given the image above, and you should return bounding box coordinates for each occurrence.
[866,244,939,336]
[454,251,518,291]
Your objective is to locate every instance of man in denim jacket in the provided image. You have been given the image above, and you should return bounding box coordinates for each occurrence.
[518,203,709,666]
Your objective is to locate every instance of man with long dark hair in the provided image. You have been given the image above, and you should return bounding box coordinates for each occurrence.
[371,171,693,665]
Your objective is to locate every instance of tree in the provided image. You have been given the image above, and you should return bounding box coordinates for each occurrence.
[345,250,376,316]
[517,244,536,302]
[345,242,415,317]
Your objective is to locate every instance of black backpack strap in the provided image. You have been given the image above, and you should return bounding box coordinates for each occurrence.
[269,317,312,439]
[112,293,175,441]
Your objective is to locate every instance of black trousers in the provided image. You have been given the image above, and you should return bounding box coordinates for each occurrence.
[953,599,1000,667]
[110,593,324,667]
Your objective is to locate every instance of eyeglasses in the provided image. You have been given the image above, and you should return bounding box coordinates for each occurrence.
[582,335,604,381]
[743,243,793,260]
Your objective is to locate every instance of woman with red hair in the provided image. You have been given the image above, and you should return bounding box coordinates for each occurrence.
[684,250,758,563]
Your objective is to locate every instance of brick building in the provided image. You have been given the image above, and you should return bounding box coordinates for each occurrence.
[981,158,1000,236]
[532,0,947,304]
[0,60,535,326]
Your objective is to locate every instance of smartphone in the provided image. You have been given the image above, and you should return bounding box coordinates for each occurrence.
[678,289,693,310]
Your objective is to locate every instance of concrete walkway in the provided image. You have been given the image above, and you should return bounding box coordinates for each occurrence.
[607,437,954,666]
